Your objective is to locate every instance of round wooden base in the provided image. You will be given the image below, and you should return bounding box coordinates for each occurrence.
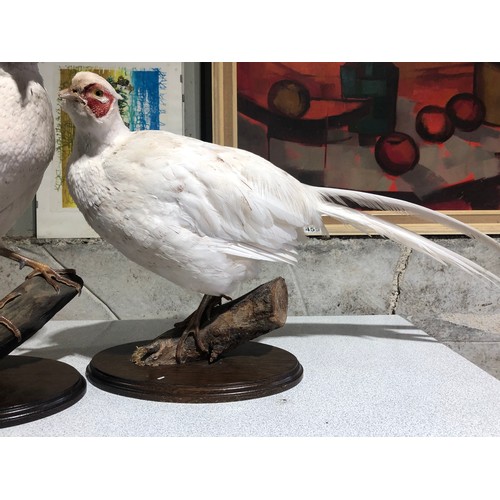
[87,340,303,403]
[0,355,86,428]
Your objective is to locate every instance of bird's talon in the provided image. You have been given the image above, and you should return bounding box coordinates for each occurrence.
[50,280,62,294]
[0,291,22,310]
[175,327,196,364]
[0,315,22,342]
[57,268,76,275]
[193,331,208,354]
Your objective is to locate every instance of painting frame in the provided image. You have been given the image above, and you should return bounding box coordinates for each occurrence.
[212,62,500,236]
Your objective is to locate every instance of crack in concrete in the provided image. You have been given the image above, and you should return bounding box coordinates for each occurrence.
[42,246,121,320]
[388,246,412,315]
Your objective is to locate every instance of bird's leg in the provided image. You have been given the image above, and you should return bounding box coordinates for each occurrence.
[207,294,232,319]
[173,310,196,331]
[0,247,81,294]
[173,294,231,330]
[175,294,224,363]
[0,290,22,341]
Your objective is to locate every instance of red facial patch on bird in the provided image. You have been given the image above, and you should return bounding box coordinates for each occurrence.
[83,83,115,118]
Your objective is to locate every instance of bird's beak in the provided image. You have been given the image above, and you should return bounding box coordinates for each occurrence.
[58,88,86,104]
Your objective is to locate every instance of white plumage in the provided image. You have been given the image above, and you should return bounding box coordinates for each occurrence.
[0,63,54,237]
[0,63,80,339]
[60,71,500,357]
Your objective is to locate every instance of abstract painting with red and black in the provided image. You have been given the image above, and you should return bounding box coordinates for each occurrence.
[237,63,500,210]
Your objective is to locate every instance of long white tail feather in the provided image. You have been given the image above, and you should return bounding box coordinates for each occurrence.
[318,202,500,288]
[315,187,500,253]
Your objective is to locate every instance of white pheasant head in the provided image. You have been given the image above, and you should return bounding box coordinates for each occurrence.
[59,71,129,151]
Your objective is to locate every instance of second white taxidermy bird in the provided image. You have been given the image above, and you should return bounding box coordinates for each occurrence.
[0,63,80,340]
[60,71,500,361]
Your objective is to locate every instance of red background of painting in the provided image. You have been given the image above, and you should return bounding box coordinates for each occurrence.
[236,63,499,210]
[237,62,475,119]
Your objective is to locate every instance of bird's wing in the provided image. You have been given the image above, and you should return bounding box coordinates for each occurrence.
[106,131,324,263]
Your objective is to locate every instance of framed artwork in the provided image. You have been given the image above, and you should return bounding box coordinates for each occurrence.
[213,62,500,235]
[36,62,183,238]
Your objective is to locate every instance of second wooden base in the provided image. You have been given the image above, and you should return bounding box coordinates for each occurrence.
[0,355,86,428]
[87,340,303,403]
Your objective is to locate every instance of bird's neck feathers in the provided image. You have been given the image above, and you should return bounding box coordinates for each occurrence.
[71,106,130,158]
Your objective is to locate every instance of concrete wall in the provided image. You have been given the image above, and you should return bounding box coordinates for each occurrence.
[1,235,499,378]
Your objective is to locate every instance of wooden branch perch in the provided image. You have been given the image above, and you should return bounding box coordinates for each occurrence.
[0,273,83,359]
[132,277,288,366]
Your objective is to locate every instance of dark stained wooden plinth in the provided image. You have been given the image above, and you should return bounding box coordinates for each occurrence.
[87,341,303,403]
[0,356,86,428]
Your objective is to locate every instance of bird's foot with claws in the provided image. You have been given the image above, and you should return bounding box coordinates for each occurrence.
[133,294,231,365]
[23,261,81,295]
[0,247,82,295]
[174,294,230,363]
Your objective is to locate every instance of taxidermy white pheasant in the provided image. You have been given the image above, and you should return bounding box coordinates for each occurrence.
[60,71,500,362]
[0,63,80,340]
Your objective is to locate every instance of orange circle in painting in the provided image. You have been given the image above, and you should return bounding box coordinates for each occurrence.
[267,80,311,118]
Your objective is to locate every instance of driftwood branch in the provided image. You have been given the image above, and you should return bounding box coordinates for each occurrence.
[0,273,83,359]
[132,277,288,366]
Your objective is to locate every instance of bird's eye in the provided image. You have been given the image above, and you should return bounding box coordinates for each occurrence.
[95,89,104,97]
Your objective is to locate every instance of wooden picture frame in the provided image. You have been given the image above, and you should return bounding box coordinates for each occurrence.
[211,62,500,236]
